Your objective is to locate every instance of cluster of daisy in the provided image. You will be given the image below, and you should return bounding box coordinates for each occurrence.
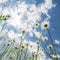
[0,0,58,60]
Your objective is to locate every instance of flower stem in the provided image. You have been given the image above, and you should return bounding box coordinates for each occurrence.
[16,39,23,60]
[32,55,34,60]
[47,29,58,60]
[35,40,40,60]
[0,21,6,32]
[24,45,28,60]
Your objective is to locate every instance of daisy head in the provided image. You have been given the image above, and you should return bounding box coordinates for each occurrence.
[34,22,39,28]
[36,40,40,44]
[42,36,48,42]
[41,20,50,29]
[47,45,53,49]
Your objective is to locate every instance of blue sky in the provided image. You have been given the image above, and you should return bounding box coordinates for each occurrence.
[50,0,60,55]
[50,0,60,40]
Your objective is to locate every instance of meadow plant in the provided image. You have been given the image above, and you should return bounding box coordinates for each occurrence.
[0,0,59,60]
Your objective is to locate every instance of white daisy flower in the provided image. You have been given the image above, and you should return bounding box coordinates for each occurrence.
[41,20,50,29]
[50,54,60,59]
[47,45,53,49]
[34,22,39,28]
[42,36,48,42]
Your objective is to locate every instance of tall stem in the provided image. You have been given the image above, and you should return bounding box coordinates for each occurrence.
[32,55,34,60]
[0,21,6,32]
[35,40,40,60]
[16,39,23,60]
[47,29,58,60]
[24,45,28,60]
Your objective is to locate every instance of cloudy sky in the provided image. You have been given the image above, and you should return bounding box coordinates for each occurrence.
[0,0,60,60]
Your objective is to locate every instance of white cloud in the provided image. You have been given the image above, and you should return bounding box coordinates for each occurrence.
[1,0,54,33]
[55,40,60,44]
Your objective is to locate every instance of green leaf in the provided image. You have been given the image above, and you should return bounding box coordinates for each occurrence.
[0,15,11,21]
[0,15,6,21]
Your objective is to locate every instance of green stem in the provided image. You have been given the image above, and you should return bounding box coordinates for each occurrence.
[47,29,58,60]
[28,57,31,60]
[19,51,22,60]
[54,57,58,60]
[24,46,28,60]
[16,39,23,60]
[35,40,40,60]
[6,46,13,57]
[32,55,34,60]
[0,21,6,32]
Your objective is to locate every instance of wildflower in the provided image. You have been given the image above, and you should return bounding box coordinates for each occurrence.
[34,22,39,28]
[32,52,35,56]
[30,45,32,48]
[21,45,24,49]
[41,20,50,29]
[47,45,53,49]
[0,0,55,60]
[50,54,60,59]
[6,15,11,20]
[0,14,11,21]
[10,57,12,59]
[15,46,18,49]
[13,39,15,42]
[22,30,26,35]
[36,40,40,44]
[7,42,11,46]
[6,15,11,18]
[21,49,23,51]
[26,43,29,46]
[0,15,6,21]
[39,50,45,55]
[42,36,48,42]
